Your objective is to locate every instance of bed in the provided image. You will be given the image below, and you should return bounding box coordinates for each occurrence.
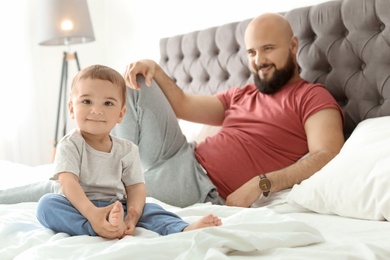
[1,0,390,259]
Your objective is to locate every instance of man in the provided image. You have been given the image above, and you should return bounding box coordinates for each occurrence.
[112,13,344,207]
[0,13,344,208]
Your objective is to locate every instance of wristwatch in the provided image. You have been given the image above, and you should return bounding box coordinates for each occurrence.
[258,174,271,197]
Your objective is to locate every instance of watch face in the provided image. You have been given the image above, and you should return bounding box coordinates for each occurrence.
[259,178,271,191]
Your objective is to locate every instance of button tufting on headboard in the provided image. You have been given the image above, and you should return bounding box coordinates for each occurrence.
[159,0,390,138]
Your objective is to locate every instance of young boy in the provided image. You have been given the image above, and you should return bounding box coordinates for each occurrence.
[36,65,221,239]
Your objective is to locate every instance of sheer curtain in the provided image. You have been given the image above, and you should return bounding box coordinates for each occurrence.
[0,1,43,166]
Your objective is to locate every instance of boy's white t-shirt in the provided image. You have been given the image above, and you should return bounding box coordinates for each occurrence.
[51,129,144,201]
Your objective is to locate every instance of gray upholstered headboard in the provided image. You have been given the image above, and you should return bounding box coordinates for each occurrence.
[159,0,390,138]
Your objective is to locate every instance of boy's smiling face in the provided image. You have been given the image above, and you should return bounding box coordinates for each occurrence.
[68,78,126,136]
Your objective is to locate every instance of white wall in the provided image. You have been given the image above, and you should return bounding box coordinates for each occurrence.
[2,0,331,166]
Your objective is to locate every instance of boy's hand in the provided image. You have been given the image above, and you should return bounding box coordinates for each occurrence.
[89,204,123,239]
[123,206,140,236]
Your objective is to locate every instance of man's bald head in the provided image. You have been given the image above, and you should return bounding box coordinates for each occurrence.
[245,13,294,47]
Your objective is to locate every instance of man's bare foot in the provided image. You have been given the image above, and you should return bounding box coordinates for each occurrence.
[183,214,222,232]
[108,201,126,238]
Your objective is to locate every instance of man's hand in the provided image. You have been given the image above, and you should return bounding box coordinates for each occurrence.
[225,176,262,207]
[124,59,157,89]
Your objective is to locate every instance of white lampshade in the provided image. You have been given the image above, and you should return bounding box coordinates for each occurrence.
[38,0,95,46]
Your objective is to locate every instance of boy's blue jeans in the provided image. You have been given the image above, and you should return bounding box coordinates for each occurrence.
[36,193,189,236]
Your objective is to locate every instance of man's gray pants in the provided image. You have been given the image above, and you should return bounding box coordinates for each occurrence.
[112,76,221,207]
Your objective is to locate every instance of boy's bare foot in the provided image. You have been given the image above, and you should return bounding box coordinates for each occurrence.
[183,214,222,232]
[108,201,126,238]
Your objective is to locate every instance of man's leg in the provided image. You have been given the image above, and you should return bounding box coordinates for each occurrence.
[0,180,59,204]
[112,75,188,169]
[112,76,216,207]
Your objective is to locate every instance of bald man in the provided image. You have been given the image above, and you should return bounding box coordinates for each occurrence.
[113,12,344,207]
[0,13,344,211]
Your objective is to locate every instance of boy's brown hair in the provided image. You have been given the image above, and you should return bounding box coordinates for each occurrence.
[71,65,127,107]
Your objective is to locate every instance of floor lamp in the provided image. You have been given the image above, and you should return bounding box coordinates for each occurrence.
[54,52,81,149]
[37,0,95,159]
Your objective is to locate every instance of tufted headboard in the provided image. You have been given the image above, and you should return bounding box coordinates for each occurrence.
[159,0,390,138]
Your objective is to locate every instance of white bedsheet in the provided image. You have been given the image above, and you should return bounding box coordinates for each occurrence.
[0,200,324,260]
[1,160,390,259]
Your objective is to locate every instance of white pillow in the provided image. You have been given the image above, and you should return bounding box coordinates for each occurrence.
[287,116,390,221]
[178,120,221,143]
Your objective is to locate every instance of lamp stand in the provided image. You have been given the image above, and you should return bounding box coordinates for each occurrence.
[52,52,80,160]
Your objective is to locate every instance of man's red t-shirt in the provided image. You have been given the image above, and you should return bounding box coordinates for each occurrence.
[194,79,343,199]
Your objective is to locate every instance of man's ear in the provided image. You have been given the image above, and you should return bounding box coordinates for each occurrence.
[117,106,127,124]
[290,36,299,54]
[68,101,75,119]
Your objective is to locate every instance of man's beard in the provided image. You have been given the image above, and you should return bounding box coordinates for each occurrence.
[253,52,296,94]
